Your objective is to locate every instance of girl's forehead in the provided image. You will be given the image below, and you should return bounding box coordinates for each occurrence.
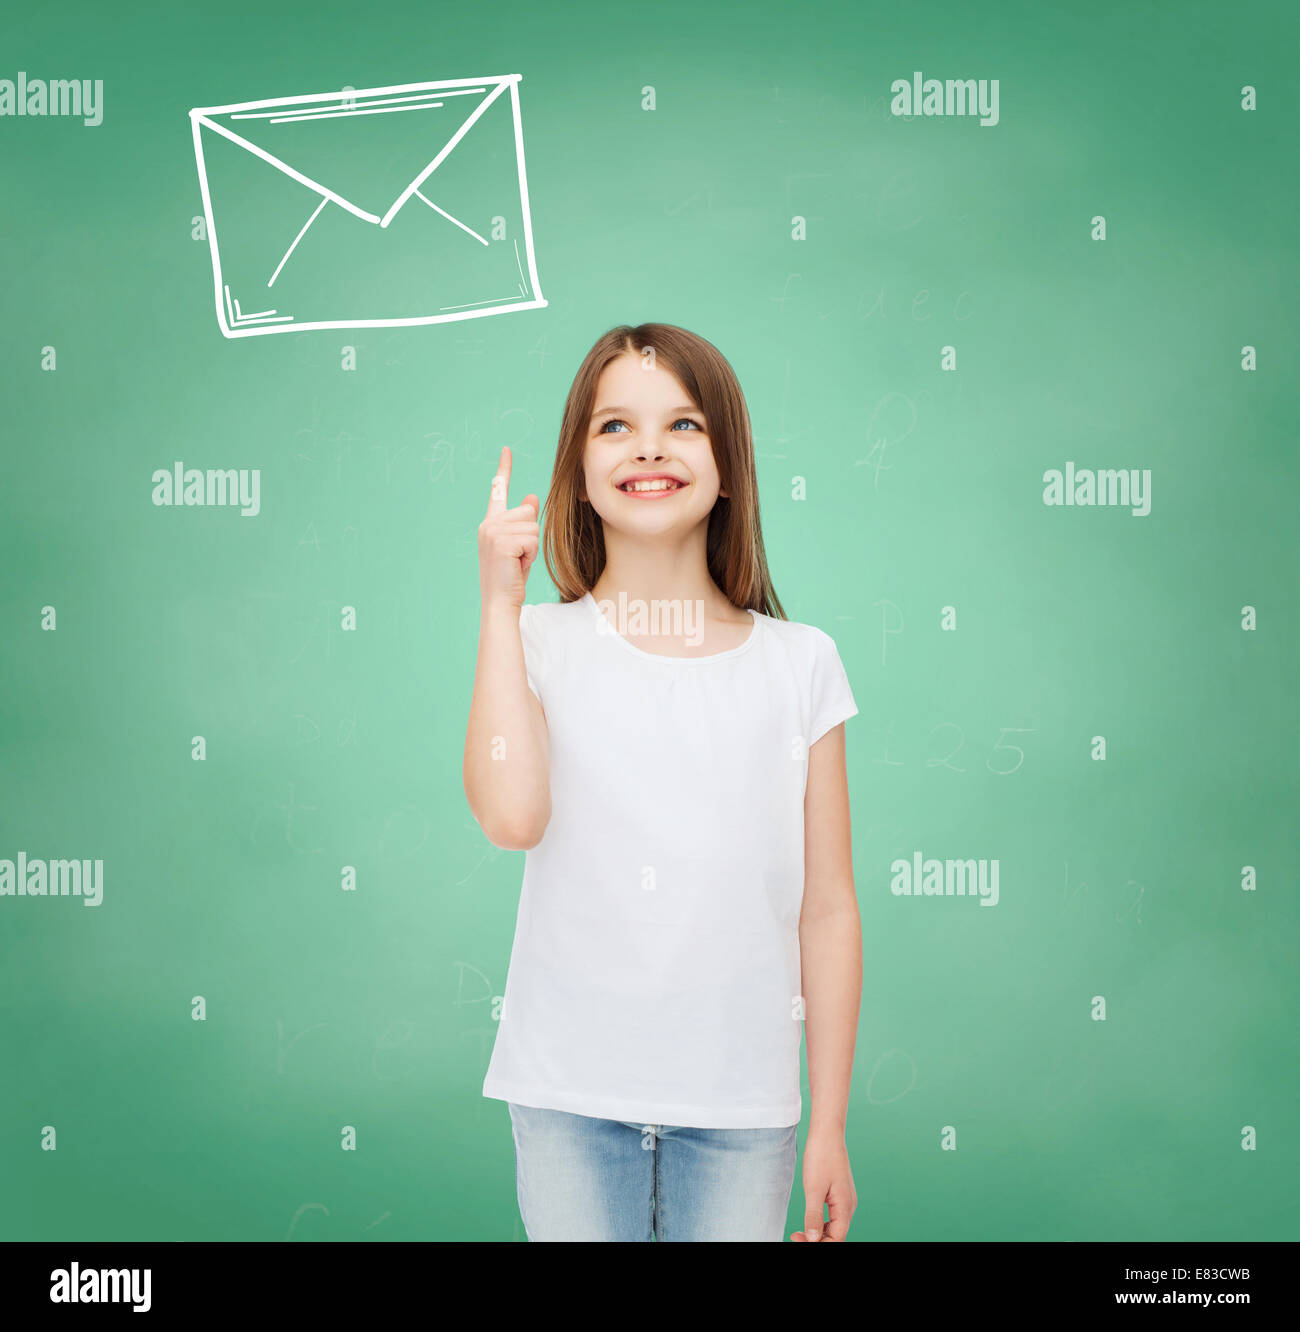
[594,355,695,406]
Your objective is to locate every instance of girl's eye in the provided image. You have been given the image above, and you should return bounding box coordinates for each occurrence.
[597,417,702,434]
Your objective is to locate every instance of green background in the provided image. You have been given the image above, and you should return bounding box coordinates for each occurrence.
[1,0,1296,1241]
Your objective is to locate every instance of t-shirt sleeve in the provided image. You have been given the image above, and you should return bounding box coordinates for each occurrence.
[517,603,547,701]
[808,628,858,746]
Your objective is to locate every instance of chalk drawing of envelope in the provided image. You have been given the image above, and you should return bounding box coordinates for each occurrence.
[188,75,546,338]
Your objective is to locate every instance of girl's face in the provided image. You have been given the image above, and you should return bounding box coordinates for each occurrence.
[581,353,725,539]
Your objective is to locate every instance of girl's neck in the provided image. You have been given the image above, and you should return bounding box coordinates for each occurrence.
[591,532,740,620]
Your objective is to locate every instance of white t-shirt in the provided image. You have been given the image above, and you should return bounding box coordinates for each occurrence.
[481,591,859,1128]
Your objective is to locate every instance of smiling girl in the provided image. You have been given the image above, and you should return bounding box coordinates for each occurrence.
[464,323,861,1242]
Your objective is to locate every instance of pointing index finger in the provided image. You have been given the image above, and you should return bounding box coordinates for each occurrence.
[486,446,512,516]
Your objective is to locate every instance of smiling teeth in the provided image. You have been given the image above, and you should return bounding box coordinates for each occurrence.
[623,479,679,491]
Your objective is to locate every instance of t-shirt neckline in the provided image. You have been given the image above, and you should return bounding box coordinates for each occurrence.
[581,591,761,663]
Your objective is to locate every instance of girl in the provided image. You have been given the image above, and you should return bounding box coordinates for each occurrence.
[464,323,861,1242]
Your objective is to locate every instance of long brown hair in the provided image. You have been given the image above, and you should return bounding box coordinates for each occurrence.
[541,323,786,619]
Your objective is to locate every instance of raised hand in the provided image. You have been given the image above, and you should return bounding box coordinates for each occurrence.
[478,445,540,611]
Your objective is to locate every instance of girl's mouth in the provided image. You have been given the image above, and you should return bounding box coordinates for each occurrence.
[616,477,687,498]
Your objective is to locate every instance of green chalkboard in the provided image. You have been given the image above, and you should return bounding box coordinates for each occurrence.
[1,0,1296,1243]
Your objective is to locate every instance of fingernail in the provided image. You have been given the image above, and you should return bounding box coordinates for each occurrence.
[807,1229,820,1241]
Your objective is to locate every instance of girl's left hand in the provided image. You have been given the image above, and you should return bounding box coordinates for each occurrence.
[791,1129,857,1242]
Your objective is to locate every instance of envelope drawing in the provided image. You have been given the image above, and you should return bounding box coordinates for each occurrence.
[189,75,546,338]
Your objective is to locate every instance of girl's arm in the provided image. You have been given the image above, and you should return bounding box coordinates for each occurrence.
[462,448,551,850]
[796,721,861,1240]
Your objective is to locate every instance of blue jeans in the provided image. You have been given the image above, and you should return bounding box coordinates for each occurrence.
[507,1101,798,1241]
